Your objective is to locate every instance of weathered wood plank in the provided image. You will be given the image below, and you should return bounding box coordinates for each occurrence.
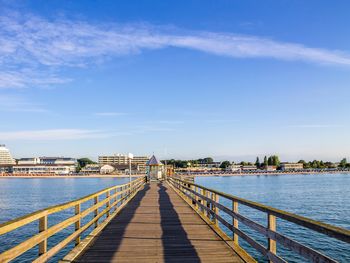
[72,182,244,263]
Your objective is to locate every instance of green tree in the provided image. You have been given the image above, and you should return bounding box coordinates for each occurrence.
[203,157,214,163]
[267,156,273,166]
[339,158,347,168]
[77,158,96,168]
[220,161,231,169]
[264,156,268,166]
[255,157,260,168]
[272,155,280,166]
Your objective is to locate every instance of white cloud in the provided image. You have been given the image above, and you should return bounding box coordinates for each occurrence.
[0,95,47,112]
[287,124,343,128]
[94,112,127,116]
[0,129,111,140]
[1,12,350,89]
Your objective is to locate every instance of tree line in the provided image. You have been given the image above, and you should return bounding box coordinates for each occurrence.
[163,156,350,170]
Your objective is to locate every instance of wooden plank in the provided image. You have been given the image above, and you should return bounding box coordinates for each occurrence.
[72,182,244,263]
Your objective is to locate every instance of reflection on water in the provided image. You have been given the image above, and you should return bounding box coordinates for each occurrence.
[196,173,350,262]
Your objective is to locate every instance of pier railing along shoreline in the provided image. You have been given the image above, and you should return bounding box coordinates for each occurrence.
[0,176,147,263]
[168,177,350,263]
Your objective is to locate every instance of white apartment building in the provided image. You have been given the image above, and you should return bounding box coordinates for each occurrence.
[0,144,16,165]
[14,157,77,175]
[98,154,149,165]
[0,144,16,173]
[98,154,149,172]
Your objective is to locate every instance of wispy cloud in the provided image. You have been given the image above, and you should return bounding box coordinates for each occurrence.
[0,95,47,112]
[287,124,343,128]
[1,12,350,89]
[94,112,127,117]
[0,129,113,140]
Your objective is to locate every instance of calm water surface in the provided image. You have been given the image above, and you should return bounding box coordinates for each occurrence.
[0,177,131,262]
[1,174,349,262]
[196,173,350,262]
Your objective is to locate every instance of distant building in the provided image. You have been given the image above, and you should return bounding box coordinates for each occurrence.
[264,165,277,171]
[280,163,304,171]
[14,157,77,175]
[226,164,241,172]
[99,164,140,174]
[241,165,258,171]
[80,164,100,174]
[100,164,116,174]
[98,154,149,172]
[0,144,15,173]
[196,162,221,169]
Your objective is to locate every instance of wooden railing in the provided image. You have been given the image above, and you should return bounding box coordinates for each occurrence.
[0,176,147,263]
[168,177,350,263]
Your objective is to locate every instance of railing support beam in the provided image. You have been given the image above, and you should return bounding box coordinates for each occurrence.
[268,213,277,262]
[75,204,81,246]
[233,200,239,245]
[38,215,47,256]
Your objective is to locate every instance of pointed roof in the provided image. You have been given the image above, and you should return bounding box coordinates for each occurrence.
[147,155,163,166]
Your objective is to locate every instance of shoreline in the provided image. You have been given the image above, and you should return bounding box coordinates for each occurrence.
[1,170,349,178]
[0,174,145,179]
[179,170,350,177]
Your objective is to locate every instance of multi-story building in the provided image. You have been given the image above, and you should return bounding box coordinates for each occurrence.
[0,144,16,173]
[80,164,101,174]
[98,154,149,173]
[14,157,77,175]
[280,163,304,171]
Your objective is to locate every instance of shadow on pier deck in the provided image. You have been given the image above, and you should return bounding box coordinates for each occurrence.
[70,182,244,263]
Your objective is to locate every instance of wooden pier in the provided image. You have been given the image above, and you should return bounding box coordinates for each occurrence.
[66,182,244,262]
[1,176,350,263]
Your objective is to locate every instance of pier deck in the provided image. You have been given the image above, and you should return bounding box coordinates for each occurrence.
[74,182,243,263]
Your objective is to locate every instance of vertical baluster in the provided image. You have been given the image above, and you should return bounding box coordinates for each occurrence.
[194,186,198,209]
[212,192,219,226]
[202,189,207,217]
[199,188,204,214]
[191,184,195,205]
[106,190,110,217]
[233,200,239,246]
[94,196,99,228]
[268,213,277,262]
[38,215,47,255]
[75,203,81,246]
[112,188,116,212]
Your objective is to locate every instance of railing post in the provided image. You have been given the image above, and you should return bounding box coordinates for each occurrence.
[206,190,211,218]
[75,203,81,246]
[232,200,239,246]
[211,192,219,226]
[199,188,203,214]
[94,196,99,228]
[268,212,277,261]
[194,186,198,209]
[202,189,207,217]
[106,190,111,217]
[38,215,47,255]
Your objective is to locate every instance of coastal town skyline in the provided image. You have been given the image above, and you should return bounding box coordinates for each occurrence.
[1,1,350,161]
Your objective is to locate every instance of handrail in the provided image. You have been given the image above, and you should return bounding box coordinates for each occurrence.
[168,177,350,263]
[0,176,147,263]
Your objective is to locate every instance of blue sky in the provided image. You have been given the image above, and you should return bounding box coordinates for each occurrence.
[0,0,350,162]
